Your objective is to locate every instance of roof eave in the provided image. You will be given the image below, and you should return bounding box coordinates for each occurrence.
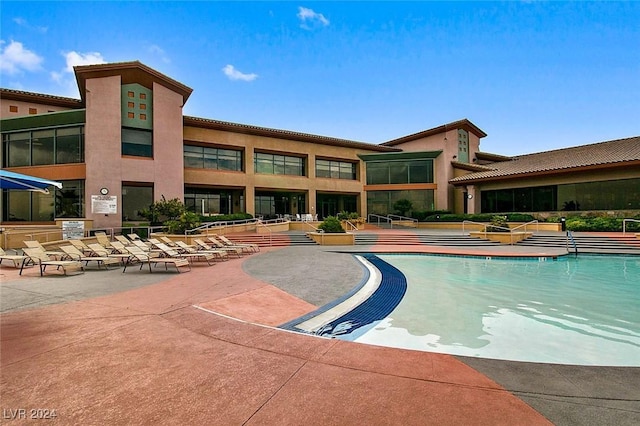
[450,160,640,186]
[381,118,488,146]
[74,61,193,104]
[183,116,401,152]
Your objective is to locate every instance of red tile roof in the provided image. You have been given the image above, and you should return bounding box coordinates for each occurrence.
[450,136,640,184]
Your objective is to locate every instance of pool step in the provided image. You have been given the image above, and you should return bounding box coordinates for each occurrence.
[222,232,316,247]
[354,233,501,247]
[517,234,640,254]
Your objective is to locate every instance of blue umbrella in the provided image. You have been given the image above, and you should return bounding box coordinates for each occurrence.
[0,169,63,193]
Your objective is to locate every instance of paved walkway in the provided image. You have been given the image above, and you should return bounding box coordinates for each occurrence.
[1,243,638,425]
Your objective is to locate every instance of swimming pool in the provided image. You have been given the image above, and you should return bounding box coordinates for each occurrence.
[296,254,640,366]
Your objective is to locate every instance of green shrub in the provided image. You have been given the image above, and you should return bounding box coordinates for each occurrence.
[393,199,413,216]
[423,213,536,222]
[487,215,509,232]
[317,216,345,233]
[166,211,201,234]
[199,213,253,222]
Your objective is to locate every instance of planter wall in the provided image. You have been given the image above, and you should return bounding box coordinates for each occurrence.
[307,232,355,245]
[469,231,533,245]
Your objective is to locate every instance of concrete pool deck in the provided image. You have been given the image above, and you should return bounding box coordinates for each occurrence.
[1,243,638,425]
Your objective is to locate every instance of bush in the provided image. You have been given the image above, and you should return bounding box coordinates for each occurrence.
[422,213,536,222]
[393,199,413,216]
[317,216,345,233]
[199,213,253,222]
[487,215,509,232]
[165,211,201,234]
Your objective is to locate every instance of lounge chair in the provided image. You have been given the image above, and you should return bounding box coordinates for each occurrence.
[217,235,259,253]
[95,233,116,252]
[127,233,142,241]
[203,237,244,256]
[159,236,179,247]
[0,247,27,268]
[122,245,191,273]
[177,240,229,261]
[193,238,241,258]
[21,248,84,276]
[59,245,121,270]
[108,241,129,254]
[69,239,93,255]
[87,243,131,265]
[23,240,64,259]
[131,239,153,252]
[154,242,217,266]
[114,235,132,246]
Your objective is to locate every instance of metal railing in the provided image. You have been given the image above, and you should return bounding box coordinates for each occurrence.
[387,214,418,227]
[342,220,358,232]
[187,218,261,235]
[566,231,578,257]
[510,220,539,233]
[367,214,392,228]
[256,219,273,246]
[622,218,640,235]
[462,220,536,245]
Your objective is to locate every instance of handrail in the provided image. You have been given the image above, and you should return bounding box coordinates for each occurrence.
[566,231,578,257]
[367,214,392,228]
[387,214,418,224]
[510,220,539,233]
[622,218,640,235]
[256,220,272,246]
[462,220,490,234]
[343,220,358,232]
[188,218,260,234]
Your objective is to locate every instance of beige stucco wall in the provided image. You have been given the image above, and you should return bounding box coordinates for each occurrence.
[382,128,482,212]
[183,126,372,216]
[0,99,73,119]
[84,75,123,229]
[84,77,186,229]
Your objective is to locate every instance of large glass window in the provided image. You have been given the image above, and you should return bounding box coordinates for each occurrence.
[2,180,84,222]
[31,130,55,165]
[480,179,640,213]
[254,152,305,176]
[56,127,84,164]
[184,145,243,171]
[122,128,152,157]
[366,190,435,216]
[316,159,357,180]
[184,188,243,215]
[2,127,84,167]
[366,160,433,184]
[122,184,153,221]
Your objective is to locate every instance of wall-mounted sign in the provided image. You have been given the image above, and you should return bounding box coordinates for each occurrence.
[62,220,85,240]
[91,195,117,214]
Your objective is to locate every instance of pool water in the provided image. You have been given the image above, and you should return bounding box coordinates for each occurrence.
[345,254,640,366]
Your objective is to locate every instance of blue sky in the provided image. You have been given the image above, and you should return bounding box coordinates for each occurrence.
[1,1,638,156]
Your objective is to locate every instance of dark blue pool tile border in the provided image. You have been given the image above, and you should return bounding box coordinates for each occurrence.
[279,254,371,331]
[279,254,408,338]
[279,251,639,336]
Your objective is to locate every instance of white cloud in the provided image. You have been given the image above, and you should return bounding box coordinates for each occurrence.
[62,51,106,72]
[0,40,44,74]
[297,6,330,30]
[13,17,48,33]
[148,44,170,63]
[222,64,258,82]
[49,51,106,97]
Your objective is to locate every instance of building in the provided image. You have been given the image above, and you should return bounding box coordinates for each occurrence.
[2,61,639,229]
